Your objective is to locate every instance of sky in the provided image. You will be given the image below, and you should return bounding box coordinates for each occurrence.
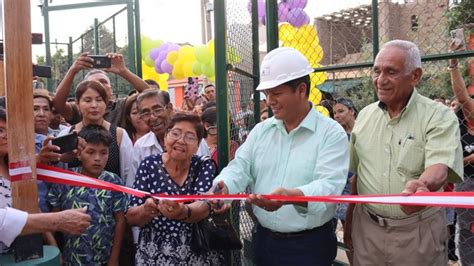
[26,0,372,62]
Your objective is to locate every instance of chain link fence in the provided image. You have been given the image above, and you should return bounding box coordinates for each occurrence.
[42,3,136,97]
[218,0,474,265]
[69,7,133,98]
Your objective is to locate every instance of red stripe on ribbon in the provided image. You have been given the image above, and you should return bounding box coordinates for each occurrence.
[9,160,32,182]
[36,164,474,209]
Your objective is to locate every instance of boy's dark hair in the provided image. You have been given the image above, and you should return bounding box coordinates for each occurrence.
[282,75,311,96]
[78,124,113,147]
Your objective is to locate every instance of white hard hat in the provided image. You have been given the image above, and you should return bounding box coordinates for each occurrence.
[256,47,314,91]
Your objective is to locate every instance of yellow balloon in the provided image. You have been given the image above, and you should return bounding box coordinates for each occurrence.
[183,61,195,77]
[310,71,327,87]
[295,25,318,42]
[166,51,179,65]
[309,88,322,105]
[279,23,297,42]
[207,39,215,55]
[315,105,330,117]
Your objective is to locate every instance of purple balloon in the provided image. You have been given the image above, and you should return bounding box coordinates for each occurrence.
[287,8,310,27]
[154,60,163,73]
[247,0,266,17]
[168,43,180,52]
[161,60,173,74]
[149,48,161,60]
[160,42,171,52]
[287,0,307,9]
[157,50,167,63]
[278,2,289,23]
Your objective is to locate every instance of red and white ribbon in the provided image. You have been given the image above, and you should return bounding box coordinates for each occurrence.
[36,164,474,209]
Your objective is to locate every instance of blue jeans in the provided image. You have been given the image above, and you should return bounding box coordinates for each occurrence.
[255,221,337,266]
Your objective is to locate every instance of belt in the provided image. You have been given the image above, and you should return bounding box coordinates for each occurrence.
[258,220,333,239]
[362,205,442,227]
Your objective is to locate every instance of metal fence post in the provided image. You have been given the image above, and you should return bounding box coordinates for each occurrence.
[94,18,99,54]
[214,0,229,173]
[265,0,279,52]
[252,0,261,123]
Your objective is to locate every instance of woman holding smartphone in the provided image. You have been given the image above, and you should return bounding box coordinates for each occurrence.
[58,80,133,184]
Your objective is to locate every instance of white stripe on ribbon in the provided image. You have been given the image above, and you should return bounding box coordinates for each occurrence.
[35,164,474,209]
[9,166,32,177]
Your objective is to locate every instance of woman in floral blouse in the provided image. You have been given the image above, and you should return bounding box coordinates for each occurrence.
[126,112,223,265]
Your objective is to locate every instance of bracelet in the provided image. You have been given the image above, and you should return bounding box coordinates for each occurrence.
[448,62,458,71]
[180,205,192,220]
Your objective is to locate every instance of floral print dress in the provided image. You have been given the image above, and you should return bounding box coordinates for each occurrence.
[130,154,223,265]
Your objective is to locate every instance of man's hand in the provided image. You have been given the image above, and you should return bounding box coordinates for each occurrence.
[37,137,61,164]
[400,180,429,215]
[57,207,91,235]
[70,52,94,74]
[208,181,231,214]
[105,53,127,75]
[247,188,289,212]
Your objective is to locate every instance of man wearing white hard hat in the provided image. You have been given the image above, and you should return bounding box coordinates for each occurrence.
[211,47,349,265]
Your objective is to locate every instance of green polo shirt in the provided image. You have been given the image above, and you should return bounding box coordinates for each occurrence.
[350,90,463,218]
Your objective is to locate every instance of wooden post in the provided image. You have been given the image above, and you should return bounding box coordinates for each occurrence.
[0,59,4,96]
[3,0,42,261]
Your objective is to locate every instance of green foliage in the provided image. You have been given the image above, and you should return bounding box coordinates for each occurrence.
[446,0,474,32]
[36,23,135,97]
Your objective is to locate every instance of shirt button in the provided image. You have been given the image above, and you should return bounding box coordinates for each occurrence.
[383,173,387,177]
[385,148,389,153]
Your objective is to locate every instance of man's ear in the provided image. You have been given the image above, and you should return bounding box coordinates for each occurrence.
[297,82,308,98]
[411,68,423,86]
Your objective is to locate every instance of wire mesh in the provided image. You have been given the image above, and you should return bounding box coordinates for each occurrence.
[222,0,259,265]
[53,7,133,98]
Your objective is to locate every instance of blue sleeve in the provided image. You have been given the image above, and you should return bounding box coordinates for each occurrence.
[47,184,63,209]
[109,173,128,213]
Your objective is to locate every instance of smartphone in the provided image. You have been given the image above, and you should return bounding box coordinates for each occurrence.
[52,132,78,153]
[450,28,466,50]
[89,55,111,68]
[32,65,52,78]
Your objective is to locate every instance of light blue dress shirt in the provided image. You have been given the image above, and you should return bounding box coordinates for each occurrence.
[214,106,349,232]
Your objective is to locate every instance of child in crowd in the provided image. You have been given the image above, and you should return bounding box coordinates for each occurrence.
[47,125,127,265]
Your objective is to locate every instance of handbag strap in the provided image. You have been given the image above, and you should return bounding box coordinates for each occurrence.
[190,156,216,191]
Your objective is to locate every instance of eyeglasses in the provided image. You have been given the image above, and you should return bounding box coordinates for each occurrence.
[0,127,7,139]
[167,128,198,145]
[138,108,164,120]
[207,126,217,135]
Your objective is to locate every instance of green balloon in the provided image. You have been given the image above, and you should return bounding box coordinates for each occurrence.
[144,56,154,67]
[195,45,211,63]
[192,62,203,75]
[202,61,214,77]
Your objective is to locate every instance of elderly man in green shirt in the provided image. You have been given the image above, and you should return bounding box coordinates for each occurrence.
[344,40,463,266]
[212,47,349,265]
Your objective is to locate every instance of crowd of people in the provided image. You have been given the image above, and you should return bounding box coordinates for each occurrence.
[0,38,472,266]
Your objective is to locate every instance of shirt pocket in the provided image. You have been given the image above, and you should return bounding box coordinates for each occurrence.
[396,139,425,178]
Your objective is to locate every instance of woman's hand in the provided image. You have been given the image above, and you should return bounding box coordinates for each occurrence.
[158,199,187,220]
[105,53,127,75]
[70,52,94,74]
[36,137,61,164]
[141,198,161,223]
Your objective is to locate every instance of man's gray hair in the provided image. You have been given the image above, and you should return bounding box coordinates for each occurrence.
[84,69,109,81]
[381,40,422,73]
[136,88,166,111]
